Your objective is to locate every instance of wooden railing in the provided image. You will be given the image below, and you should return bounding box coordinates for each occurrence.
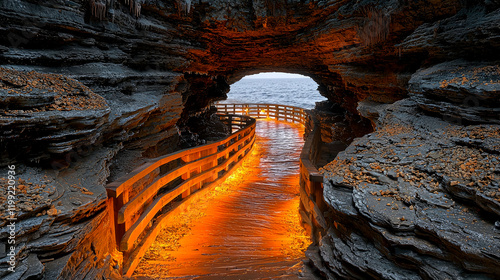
[298,113,327,243]
[106,114,256,277]
[215,103,307,124]
[107,103,328,277]
[216,103,326,242]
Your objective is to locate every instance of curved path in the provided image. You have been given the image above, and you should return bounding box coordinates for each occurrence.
[133,120,311,279]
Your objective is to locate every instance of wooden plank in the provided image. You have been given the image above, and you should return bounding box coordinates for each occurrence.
[312,198,327,229]
[107,118,255,197]
[120,168,216,251]
[121,140,252,277]
[117,154,218,224]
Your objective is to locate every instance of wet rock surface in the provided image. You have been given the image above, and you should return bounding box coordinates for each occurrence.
[409,60,500,125]
[0,147,122,280]
[0,68,110,161]
[319,99,500,279]
[178,106,231,148]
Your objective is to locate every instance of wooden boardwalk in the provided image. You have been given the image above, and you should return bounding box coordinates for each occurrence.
[133,120,311,279]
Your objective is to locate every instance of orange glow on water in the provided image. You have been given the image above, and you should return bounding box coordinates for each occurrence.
[134,120,310,279]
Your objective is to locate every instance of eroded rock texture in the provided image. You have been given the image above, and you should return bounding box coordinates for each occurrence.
[319,99,500,279]
[0,0,499,279]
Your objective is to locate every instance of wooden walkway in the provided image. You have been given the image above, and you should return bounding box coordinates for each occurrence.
[105,103,325,278]
[133,120,311,279]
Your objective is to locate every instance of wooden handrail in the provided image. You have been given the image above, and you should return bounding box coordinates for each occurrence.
[109,103,326,277]
[120,135,255,251]
[215,103,308,125]
[106,113,256,276]
[216,103,323,181]
[107,116,254,198]
[218,103,326,243]
[116,129,255,224]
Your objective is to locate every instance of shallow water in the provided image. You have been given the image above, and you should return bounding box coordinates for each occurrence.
[221,78,326,109]
[134,120,310,279]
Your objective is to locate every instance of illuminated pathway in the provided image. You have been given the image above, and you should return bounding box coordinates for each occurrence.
[134,120,311,279]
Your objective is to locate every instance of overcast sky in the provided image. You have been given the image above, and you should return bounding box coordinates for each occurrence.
[243,72,309,79]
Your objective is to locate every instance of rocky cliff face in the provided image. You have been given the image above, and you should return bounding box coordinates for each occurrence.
[317,98,500,279]
[0,0,499,279]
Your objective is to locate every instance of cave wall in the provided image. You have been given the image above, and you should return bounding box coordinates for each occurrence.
[0,0,499,279]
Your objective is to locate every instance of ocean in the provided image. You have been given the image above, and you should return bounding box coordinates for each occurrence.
[220,78,326,109]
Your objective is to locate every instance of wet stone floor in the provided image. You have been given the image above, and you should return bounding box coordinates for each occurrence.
[133,120,312,279]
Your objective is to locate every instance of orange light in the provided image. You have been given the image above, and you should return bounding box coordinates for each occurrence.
[134,121,310,278]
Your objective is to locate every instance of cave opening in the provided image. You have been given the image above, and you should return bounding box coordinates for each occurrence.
[221,72,327,109]
[130,72,337,278]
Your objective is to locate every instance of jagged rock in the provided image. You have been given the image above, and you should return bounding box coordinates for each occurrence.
[0,146,121,279]
[0,68,110,161]
[409,60,500,125]
[20,254,44,280]
[357,101,391,129]
[400,6,500,62]
[320,99,500,279]
[310,101,373,144]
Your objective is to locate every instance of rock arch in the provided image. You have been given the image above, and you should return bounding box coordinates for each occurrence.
[1,0,499,279]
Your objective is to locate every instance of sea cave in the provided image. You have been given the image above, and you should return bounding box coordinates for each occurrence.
[0,0,500,279]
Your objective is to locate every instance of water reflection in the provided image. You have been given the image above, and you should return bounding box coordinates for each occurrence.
[134,120,310,279]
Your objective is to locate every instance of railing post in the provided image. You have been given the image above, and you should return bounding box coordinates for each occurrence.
[122,190,131,230]
[227,115,233,132]
[112,192,127,246]
[196,152,202,190]
[211,147,218,181]
[181,152,196,198]
[106,196,120,248]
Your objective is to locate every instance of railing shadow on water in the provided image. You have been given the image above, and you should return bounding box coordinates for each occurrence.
[106,103,327,277]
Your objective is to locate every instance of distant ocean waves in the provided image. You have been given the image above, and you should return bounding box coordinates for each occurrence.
[220,78,326,109]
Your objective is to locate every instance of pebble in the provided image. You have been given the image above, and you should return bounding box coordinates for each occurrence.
[47,208,58,216]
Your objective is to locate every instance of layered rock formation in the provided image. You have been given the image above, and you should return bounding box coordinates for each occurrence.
[0,0,499,279]
[317,99,500,279]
